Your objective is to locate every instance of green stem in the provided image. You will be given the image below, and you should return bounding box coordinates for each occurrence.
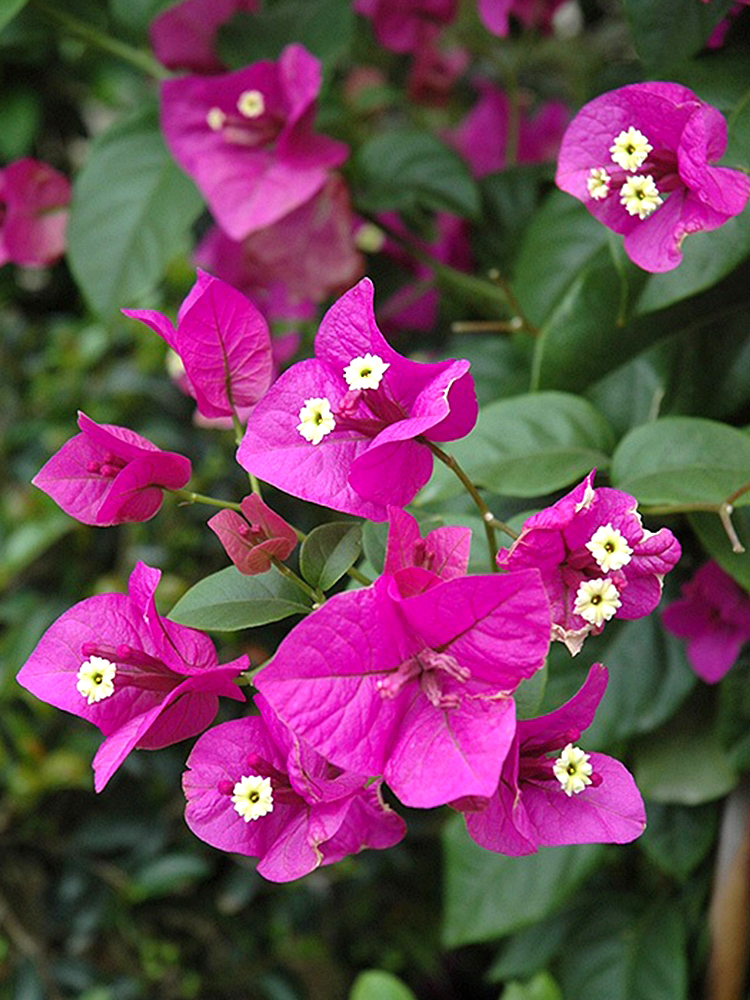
[425,442,518,571]
[347,565,373,586]
[171,488,243,512]
[32,1,170,79]
[270,556,321,603]
[641,499,746,554]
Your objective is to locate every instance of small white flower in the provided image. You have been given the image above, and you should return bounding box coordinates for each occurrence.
[586,523,633,572]
[76,656,117,704]
[553,743,593,796]
[620,174,663,219]
[573,578,621,626]
[343,353,390,391]
[297,397,336,445]
[610,126,652,171]
[587,167,611,201]
[206,107,226,131]
[237,89,265,119]
[231,774,274,821]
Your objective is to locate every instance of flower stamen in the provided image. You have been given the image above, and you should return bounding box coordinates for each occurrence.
[553,743,593,796]
[297,397,336,445]
[343,353,390,391]
[586,523,633,572]
[76,655,117,704]
[237,89,265,119]
[573,578,621,626]
[587,167,611,201]
[620,175,663,219]
[231,774,274,821]
[610,126,652,171]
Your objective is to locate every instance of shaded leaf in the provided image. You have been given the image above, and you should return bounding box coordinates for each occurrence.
[218,0,353,67]
[168,566,311,631]
[622,0,734,73]
[349,970,417,1000]
[0,0,30,32]
[299,521,363,591]
[639,802,719,881]
[689,508,750,591]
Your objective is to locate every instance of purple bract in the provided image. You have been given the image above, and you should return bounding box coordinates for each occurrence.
[160,44,348,240]
[208,494,298,575]
[254,563,551,809]
[0,158,70,269]
[150,0,260,74]
[183,695,406,882]
[555,82,750,272]
[236,277,478,520]
[497,471,681,654]
[355,0,457,53]
[16,562,247,791]
[455,665,646,854]
[662,561,750,684]
[32,412,192,526]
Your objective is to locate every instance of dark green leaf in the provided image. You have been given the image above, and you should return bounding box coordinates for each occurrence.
[349,971,417,1000]
[218,0,353,67]
[356,130,481,220]
[168,566,311,631]
[299,521,363,591]
[689,508,750,590]
[622,0,734,73]
[362,520,389,575]
[449,392,614,497]
[639,802,719,881]
[634,692,739,804]
[442,814,605,947]
[514,664,548,721]
[611,416,750,506]
[500,973,563,1000]
[474,165,550,274]
[130,853,211,901]
[67,107,203,318]
[488,907,582,982]
[0,0,30,32]
[109,0,177,32]
[557,896,688,1000]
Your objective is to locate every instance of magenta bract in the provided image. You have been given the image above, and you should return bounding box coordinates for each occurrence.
[16,562,247,791]
[555,82,750,272]
[208,494,298,575]
[160,44,348,240]
[662,561,750,684]
[478,0,567,37]
[355,0,457,53]
[254,567,551,808]
[237,278,478,520]
[497,471,681,654]
[0,158,70,269]
[149,0,260,74]
[194,175,364,306]
[123,269,273,420]
[384,506,471,595]
[456,665,646,854]
[183,695,406,882]
[32,412,191,526]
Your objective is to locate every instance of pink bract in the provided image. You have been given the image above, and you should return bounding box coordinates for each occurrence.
[32,412,191,526]
[123,269,273,421]
[183,695,406,882]
[355,0,457,53]
[455,665,646,854]
[254,567,551,809]
[383,505,471,595]
[497,471,681,654]
[195,175,364,306]
[478,0,567,36]
[555,82,750,272]
[0,158,70,269]
[150,0,260,73]
[662,561,750,684]
[447,79,570,177]
[208,494,298,575]
[160,44,348,240]
[236,278,478,520]
[16,562,247,791]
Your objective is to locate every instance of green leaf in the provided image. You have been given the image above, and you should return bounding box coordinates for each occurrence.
[218,0,354,66]
[67,107,203,318]
[0,513,74,590]
[622,0,734,73]
[130,853,211,901]
[514,664,548,721]
[349,971,417,1000]
[556,896,688,1000]
[634,692,739,805]
[168,566,311,631]
[611,416,750,506]
[512,191,610,327]
[500,973,563,1000]
[299,522,363,591]
[355,130,481,220]
[109,0,177,32]
[488,908,582,982]
[362,520,389,575]
[639,802,719,881]
[689,508,750,591]
[474,165,550,275]
[449,392,615,497]
[442,814,605,947]
[0,0,30,32]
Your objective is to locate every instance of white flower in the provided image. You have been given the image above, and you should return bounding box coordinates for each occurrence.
[206,107,226,131]
[297,397,336,445]
[586,523,633,572]
[620,175,663,219]
[232,774,274,821]
[553,743,593,796]
[573,578,621,626]
[343,353,390,391]
[237,89,265,118]
[76,656,117,704]
[587,167,611,201]
[610,126,652,171]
